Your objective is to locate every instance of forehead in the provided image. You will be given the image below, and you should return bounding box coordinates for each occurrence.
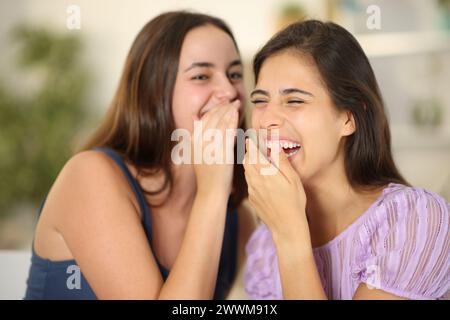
[257,51,323,91]
[178,24,239,67]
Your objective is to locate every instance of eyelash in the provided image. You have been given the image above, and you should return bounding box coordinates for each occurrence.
[287,100,305,105]
[250,100,305,106]
[250,99,266,105]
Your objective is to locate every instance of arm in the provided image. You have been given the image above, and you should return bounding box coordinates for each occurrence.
[52,151,230,299]
[53,151,164,299]
[53,102,240,299]
[272,230,326,300]
[161,99,242,299]
[353,284,406,300]
[272,225,405,300]
[244,139,326,299]
[244,138,448,300]
[159,188,229,299]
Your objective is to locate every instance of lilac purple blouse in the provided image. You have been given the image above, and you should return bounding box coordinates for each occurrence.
[244,183,450,300]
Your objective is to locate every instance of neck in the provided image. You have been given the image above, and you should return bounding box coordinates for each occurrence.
[304,166,354,225]
[165,163,197,214]
[303,160,383,247]
[135,163,197,217]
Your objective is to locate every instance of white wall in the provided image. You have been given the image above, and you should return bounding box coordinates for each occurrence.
[0,250,30,300]
[1,0,449,198]
[0,0,326,109]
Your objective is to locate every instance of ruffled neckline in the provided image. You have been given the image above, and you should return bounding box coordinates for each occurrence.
[312,183,401,252]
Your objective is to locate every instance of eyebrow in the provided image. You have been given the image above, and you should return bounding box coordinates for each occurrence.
[250,87,314,98]
[184,59,242,72]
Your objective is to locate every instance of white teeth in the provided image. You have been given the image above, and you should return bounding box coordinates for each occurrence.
[266,140,302,149]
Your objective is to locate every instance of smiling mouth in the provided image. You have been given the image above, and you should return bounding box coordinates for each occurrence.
[266,139,301,159]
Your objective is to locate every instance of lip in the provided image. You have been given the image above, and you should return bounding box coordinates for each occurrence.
[264,137,302,161]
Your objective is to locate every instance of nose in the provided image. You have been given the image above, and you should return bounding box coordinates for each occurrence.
[213,75,239,103]
[258,105,284,130]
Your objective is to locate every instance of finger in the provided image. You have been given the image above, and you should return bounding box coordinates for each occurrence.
[218,101,240,132]
[244,139,258,178]
[198,94,230,118]
[202,100,240,131]
[244,141,266,190]
[199,105,228,131]
[243,137,255,167]
[247,136,272,171]
[269,143,296,184]
[243,137,256,169]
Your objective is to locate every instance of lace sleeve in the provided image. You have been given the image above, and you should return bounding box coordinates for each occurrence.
[358,187,450,299]
[244,224,283,299]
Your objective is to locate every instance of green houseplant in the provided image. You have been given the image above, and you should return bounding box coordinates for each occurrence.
[0,25,93,225]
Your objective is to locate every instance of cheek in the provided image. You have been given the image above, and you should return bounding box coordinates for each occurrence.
[172,85,210,131]
[301,114,343,163]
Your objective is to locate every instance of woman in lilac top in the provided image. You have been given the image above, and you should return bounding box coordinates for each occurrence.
[243,20,449,300]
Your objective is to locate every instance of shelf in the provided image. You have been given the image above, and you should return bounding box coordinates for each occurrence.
[356,31,450,58]
[391,124,450,150]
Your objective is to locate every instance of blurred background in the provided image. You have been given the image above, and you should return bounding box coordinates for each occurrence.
[0,0,449,299]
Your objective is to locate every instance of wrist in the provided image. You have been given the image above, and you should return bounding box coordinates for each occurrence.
[195,186,229,205]
[271,221,313,255]
[275,236,314,263]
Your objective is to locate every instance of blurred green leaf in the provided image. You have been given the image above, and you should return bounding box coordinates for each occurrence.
[0,25,93,218]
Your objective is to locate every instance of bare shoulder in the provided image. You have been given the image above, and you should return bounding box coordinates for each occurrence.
[43,150,137,219]
[34,150,163,298]
[59,150,132,194]
[34,150,140,260]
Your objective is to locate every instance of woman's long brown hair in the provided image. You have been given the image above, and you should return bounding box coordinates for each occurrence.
[83,11,247,207]
[253,20,408,190]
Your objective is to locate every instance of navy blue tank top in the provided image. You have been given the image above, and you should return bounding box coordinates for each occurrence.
[24,147,238,299]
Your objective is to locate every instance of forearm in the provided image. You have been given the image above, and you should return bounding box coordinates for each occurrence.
[158,190,229,299]
[272,227,327,300]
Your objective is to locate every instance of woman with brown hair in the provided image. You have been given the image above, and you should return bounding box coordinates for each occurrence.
[24,11,255,299]
[243,20,449,300]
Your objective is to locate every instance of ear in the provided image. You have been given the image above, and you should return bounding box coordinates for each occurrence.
[341,111,356,137]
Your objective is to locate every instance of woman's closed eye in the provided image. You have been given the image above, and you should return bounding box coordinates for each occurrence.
[250,99,267,106]
[287,99,305,105]
[250,99,305,107]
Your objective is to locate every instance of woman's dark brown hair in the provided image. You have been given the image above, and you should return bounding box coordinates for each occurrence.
[253,20,408,189]
[83,11,247,207]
